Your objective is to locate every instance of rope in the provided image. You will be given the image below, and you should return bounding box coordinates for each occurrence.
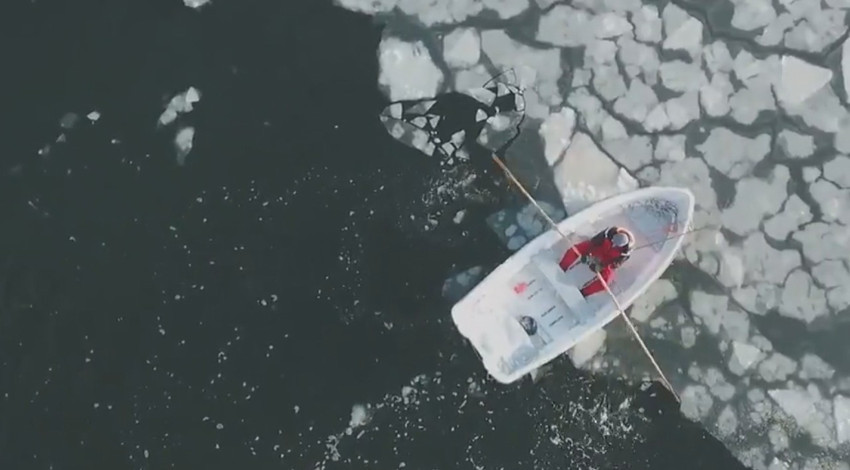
[490,154,680,402]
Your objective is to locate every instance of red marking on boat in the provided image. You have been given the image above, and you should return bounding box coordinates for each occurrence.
[513,282,528,294]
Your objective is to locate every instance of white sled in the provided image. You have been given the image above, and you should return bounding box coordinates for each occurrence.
[450,186,695,384]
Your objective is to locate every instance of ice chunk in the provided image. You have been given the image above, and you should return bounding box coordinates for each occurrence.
[763,195,812,240]
[654,135,686,162]
[803,167,820,182]
[716,405,738,437]
[689,291,749,340]
[729,0,776,31]
[349,403,370,429]
[809,179,849,224]
[159,87,201,126]
[335,0,396,14]
[696,128,769,179]
[835,395,850,444]
[659,60,707,93]
[739,232,801,285]
[779,269,828,323]
[794,222,850,264]
[175,127,195,165]
[768,425,789,451]
[799,354,835,380]
[630,279,676,322]
[681,384,714,420]
[633,5,662,43]
[568,329,605,367]
[790,86,847,134]
[681,327,697,348]
[379,38,443,101]
[758,353,797,382]
[603,135,653,170]
[60,112,79,129]
[768,386,835,448]
[396,0,483,26]
[617,37,660,85]
[480,30,562,113]
[183,0,210,8]
[539,107,577,166]
[824,155,850,187]
[813,259,850,311]
[86,111,100,122]
[443,28,480,68]
[721,166,789,235]
[704,41,733,74]
[729,340,763,375]
[536,5,594,47]
[482,0,529,19]
[702,367,736,400]
[552,132,638,213]
[699,73,734,117]
[662,16,703,55]
[592,63,627,102]
[778,129,815,159]
[777,56,833,107]
[783,8,847,53]
[594,12,632,38]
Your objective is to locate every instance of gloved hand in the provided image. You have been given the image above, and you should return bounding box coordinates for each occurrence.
[585,256,601,272]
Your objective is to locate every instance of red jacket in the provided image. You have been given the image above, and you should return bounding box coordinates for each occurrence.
[559,228,631,272]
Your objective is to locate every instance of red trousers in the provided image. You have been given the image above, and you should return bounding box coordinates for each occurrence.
[559,243,615,297]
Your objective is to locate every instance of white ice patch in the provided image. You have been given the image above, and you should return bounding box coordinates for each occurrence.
[539,107,576,166]
[768,386,835,448]
[378,37,444,101]
[159,87,201,126]
[721,166,789,236]
[758,353,797,382]
[696,128,769,179]
[184,0,210,8]
[777,56,833,107]
[551,131,638,214]
[629,279,677,323]
[763,195,812,241]
[483,0,529,20]
[335,0,396,15]
[175,127,195,166]
[835,395,850,444]
[729,0,776,31]
[729,340,763,375]
[824,155,850,188]
[662,16,703,56]
[681,384,714,421]
[443,28,481,69]
[778,130,815,159]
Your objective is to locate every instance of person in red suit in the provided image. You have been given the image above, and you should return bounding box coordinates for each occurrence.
[559,226,635,297]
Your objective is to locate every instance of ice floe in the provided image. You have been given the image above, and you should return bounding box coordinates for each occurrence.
[379,38,444,101]
[443,28,481,69]
[158,86,201,126]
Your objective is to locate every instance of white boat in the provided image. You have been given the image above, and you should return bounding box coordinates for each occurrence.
[450,186,696,384]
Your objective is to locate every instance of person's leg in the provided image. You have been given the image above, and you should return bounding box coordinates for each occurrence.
[579,266,614,297]
[559,240,590,271]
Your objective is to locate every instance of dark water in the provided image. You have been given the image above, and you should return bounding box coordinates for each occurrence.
[1,1,748,468]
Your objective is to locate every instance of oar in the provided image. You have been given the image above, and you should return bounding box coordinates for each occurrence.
[490,153,680,402]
